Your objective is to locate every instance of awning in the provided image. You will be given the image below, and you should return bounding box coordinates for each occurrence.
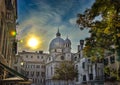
[0,62,31,84]
[3,77,24,81]
[1,77,32,84]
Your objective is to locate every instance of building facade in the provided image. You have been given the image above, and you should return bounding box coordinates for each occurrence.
[0,0,17,69]
[74,40,104,85]
[104,50,120,85]
[15,51,48,85]
[0,1,31,84]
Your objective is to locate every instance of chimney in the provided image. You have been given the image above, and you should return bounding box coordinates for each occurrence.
[80,40,84,50]
[78,45,80,52]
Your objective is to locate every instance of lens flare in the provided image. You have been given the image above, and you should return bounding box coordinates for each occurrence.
[10,31,16,36]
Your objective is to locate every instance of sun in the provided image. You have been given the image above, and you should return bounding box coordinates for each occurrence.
[28,37,39,49]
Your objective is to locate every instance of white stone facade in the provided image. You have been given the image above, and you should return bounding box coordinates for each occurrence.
[15,51,48,85]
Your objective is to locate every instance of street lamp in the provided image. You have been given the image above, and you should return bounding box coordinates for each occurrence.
[20,62,24,66]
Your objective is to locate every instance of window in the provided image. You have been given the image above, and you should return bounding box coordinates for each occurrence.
[33,78,34,83]
[82,62,85,69]
[36,65,40,68]
[37,56,39,59]
[104,58,108,65]
[88,59,90,62]
[31,65,34,68]
[110,56,115,64]
[40,79,42,83]
[76,65,78,69]
[38,79,39,83]
[26,65,29,68]
[36,72,40,77]
[33,65,35,68]
[79,54,81,58]
[31,71,34,76]
[57,49,62,52]
[89,74,93,80]
[26,71,29,76]
[76,74,79,82]
[41,72,45,77]
[61,56,64,60]
[83,75,86,81]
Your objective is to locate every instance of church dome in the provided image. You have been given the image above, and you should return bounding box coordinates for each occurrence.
[65,37,71,45]
[49,29,65,51]
[49,37,65,50]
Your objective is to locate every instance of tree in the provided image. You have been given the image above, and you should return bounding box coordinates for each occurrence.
[76,0,120,59]
[52,61,78,85]
[76,0,120,81]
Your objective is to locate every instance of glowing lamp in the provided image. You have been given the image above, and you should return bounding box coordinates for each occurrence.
[20,62,24,66]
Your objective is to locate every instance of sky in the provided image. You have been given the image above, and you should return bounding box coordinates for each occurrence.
[17,0,95,53]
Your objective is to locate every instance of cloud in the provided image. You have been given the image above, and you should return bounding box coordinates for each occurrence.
[18,13,90,53]
[18,0,94,53]
[18,11,62,52]
[69,17,77,25]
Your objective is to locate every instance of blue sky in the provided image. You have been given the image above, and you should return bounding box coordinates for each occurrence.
[17,0,95,53]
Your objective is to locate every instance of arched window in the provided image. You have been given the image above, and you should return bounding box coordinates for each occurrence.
[83,75,86,81]
[89,73,93,80]
[68,44,69,47]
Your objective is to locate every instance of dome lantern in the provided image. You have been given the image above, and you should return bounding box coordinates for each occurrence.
[56,28,61,37]
[49,28,65,52]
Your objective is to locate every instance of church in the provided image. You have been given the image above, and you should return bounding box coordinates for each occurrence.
[46,29,74,85]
